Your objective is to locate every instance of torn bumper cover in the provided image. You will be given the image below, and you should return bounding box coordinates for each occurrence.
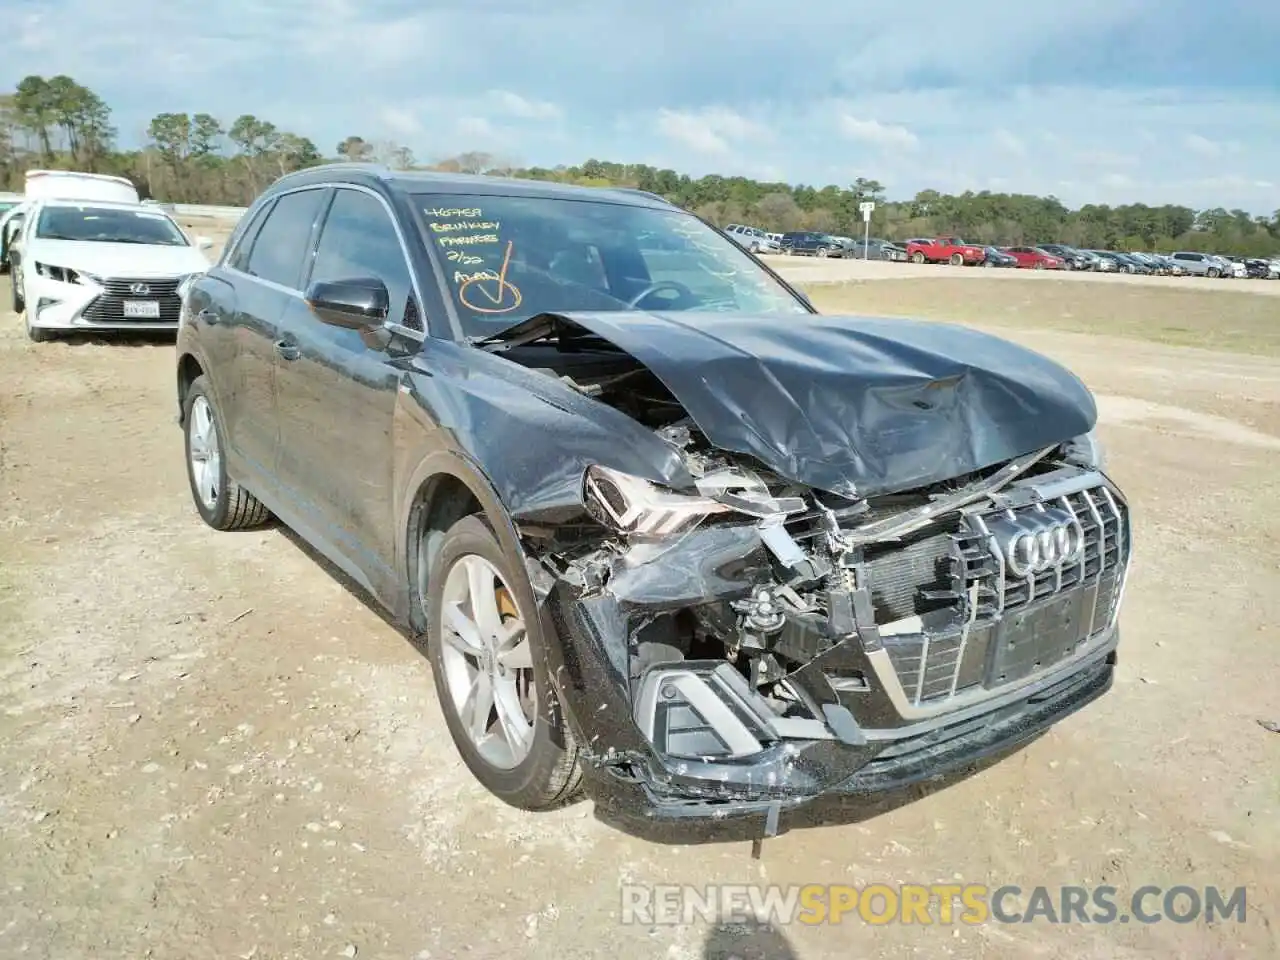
[532,464,1130,826]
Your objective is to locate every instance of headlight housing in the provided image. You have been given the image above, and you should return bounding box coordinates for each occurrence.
[1062,428,1105,470]
[34,263,100,285]
[583,465,729,538]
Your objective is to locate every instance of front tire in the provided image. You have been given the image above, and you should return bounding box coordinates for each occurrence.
[949,253,964,266]
[425,515,582,810]
[183,375,271,530]
[911,251,926,264]
[1207,268,1220,279]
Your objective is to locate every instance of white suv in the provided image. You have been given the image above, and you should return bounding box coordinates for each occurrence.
[723,224,781,254]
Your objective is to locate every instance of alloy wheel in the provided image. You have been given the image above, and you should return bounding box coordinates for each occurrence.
[438,554,536,770]
[187,395,221,510]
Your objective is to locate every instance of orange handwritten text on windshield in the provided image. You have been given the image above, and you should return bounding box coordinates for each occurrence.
[431,220,500,233]
[424,207,482,218]
[438,234,500,247]
[457,240,522,314]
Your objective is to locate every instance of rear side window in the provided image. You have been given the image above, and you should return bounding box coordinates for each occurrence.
[226,200,273,272]
[245,188,327,289]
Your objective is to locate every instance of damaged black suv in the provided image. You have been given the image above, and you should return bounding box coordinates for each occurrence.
[175,164,1130,830]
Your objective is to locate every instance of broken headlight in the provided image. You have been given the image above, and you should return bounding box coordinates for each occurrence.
[1062,428,1106,470]
[583,465,729,538]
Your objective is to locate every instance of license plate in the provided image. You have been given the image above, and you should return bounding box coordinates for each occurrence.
[123,300,161,319]
[987,589,1090,688]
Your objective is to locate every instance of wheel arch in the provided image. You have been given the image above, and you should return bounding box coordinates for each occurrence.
[399,450,525,634]
[176,352,204,425]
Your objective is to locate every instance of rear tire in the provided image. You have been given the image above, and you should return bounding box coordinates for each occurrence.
[425,515,582,810]
[183,375,271,531]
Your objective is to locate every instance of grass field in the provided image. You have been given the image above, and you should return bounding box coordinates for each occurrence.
[806,278,1280,356]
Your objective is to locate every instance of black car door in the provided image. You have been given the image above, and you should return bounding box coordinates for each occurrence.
[272,186,416,598]
[214,187,329,491]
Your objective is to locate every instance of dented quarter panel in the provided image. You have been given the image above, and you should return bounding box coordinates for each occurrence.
[534,311,1098,498]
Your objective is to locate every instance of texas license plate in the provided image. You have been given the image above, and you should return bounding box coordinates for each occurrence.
[123,300,160,319]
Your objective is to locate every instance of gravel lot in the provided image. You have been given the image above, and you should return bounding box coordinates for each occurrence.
[1,263,1277,959]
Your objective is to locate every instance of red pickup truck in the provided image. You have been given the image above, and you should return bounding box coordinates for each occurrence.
[905,236,987,266]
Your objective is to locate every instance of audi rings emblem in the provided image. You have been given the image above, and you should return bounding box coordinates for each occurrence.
[989,508,1084,577]
[129,282,151,295]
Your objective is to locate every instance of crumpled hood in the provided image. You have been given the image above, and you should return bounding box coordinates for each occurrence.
[549,311,1098,498]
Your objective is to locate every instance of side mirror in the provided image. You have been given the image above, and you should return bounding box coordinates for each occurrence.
[195,236,213,251]
[305,277,389,330]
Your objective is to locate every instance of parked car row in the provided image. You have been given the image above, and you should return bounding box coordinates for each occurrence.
[906,236,1280,279]
[717,223,1279,280]
[722,224,910,261]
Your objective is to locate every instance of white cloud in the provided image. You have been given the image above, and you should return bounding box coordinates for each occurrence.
[19,13,53,50]
[456,116,499,140]
[654,107,769,155]
[1184,134,1222,157]
[377,106,422,137]
[838,116,919,150]
[1075,149,1139,167]
[488,90,563,121]
[993,129,1027,156]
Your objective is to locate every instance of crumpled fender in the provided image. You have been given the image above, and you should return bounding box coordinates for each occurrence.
[399,338,692,521]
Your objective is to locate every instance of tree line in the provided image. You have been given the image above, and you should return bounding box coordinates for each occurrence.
[3,75,1277,256]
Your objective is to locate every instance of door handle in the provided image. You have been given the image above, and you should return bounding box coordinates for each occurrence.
[275,340,300,361]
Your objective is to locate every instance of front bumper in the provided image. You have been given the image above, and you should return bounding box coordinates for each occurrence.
[584,649,1115,827]
[24,272,185,332]
[537,469,1130,827]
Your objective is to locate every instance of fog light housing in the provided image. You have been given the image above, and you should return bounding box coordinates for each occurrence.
[633,663,774,760]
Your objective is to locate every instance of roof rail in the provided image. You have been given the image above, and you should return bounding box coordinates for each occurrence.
[609,187,673,204]
[274,161,393,185]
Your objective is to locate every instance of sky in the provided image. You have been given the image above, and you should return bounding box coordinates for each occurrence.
[5,0,1279,212]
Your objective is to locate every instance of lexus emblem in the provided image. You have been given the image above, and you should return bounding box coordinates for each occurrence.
[987,508,1085,578]
[129,282,151,295]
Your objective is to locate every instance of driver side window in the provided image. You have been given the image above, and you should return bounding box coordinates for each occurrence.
[310,188,417,329]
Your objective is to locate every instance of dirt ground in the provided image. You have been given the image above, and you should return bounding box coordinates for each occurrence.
[1,268,1277,960]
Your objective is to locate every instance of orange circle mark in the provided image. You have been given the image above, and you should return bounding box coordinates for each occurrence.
[456,239,523,314]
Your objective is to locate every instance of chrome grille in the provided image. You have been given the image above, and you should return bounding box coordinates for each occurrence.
[872,481,1128,706]
[82,276,183,324]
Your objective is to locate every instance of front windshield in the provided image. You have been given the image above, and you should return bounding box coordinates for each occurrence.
[415,192,810,337]
[35,205,189,246]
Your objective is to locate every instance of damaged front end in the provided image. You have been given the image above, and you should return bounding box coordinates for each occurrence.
[483,311,1130,828]
[521,422,1129,829]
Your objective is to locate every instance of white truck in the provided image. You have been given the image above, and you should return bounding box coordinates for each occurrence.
[1,170,140,272]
